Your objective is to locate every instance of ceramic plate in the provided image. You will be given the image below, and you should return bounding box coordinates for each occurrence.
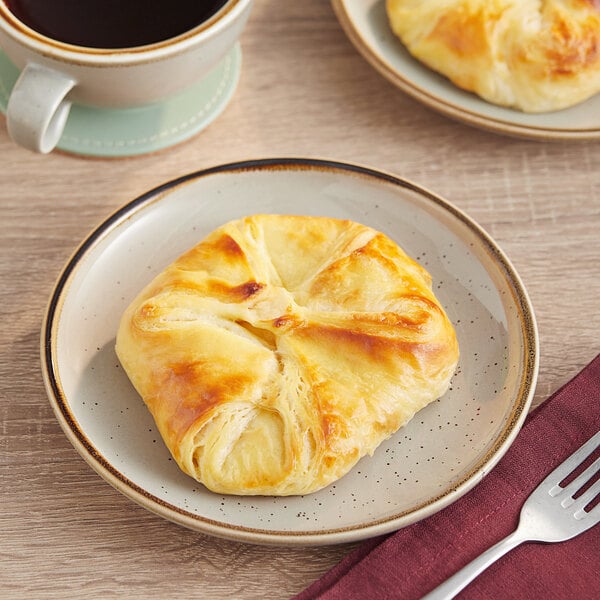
[332,0,600,141]
[42,158,538,546]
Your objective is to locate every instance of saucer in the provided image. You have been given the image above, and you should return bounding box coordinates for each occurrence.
[0,44,241,157]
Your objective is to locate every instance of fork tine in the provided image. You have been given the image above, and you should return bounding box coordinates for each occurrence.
[587,500,600,520]
[572,478,600,519]
[543,431,600,494]
[555,457,600,500]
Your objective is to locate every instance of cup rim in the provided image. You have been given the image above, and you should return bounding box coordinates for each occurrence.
[0,0,250,65]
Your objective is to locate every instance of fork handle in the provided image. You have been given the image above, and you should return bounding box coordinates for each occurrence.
[422,530,527,600]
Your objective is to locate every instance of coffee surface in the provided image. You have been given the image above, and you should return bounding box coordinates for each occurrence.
[5,0,230,48]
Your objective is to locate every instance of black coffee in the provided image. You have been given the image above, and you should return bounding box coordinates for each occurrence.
[5,0,230,49]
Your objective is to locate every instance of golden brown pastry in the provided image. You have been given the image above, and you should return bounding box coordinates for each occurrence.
[115,215,459,496]
[386,0,600,112]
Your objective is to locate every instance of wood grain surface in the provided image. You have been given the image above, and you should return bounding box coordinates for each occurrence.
[1,1,599,598]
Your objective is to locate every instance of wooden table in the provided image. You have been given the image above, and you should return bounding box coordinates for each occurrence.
[2,1,599,597]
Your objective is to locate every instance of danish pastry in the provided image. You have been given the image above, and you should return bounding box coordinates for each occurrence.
[386,0,600,112]
[115,215,459,496]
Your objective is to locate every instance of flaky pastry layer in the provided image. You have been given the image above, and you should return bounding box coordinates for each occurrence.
[386,0,600,112]
[116,215,459,496]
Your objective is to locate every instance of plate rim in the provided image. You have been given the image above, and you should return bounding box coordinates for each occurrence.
[331,0,600,141]
[41,157,539,545]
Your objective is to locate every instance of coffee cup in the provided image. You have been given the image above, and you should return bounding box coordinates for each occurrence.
[0,0,253,153]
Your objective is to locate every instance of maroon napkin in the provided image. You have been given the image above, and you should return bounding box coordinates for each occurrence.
[295,354,600,600]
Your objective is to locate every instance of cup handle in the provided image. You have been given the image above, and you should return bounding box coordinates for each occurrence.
[6,63,76,153]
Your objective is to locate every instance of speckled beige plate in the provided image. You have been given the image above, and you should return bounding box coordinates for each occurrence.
[42,158,538,546]
[332,0,600,141]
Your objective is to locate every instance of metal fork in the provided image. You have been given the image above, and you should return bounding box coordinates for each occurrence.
[423,430,600,600]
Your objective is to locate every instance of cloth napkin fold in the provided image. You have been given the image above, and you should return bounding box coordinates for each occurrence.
[295,354,600,600]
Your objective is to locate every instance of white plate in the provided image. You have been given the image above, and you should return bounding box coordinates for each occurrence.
[332,0,600,141]
[42,158,539,546]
